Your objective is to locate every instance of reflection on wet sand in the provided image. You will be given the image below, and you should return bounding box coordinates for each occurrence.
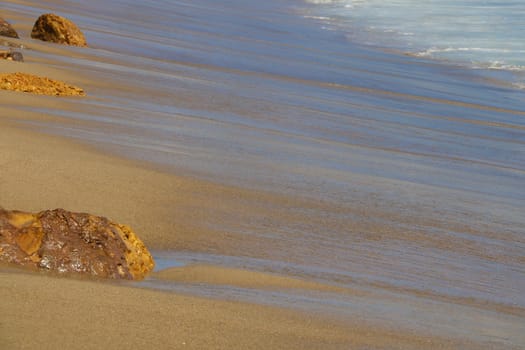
[1,0,524,348]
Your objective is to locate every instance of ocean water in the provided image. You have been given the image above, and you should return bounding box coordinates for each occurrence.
[2,0,525,347]
[302,0,525,88]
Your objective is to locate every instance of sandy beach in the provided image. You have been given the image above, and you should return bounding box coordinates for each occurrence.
[1,0,524,348]
[1,70,521,350]
[1,270,356,350]
[0,113,477,350]
[0,94,352,348]
[0,112,350,349]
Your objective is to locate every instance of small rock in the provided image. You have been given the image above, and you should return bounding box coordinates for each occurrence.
[0,17,19,39]
[31,13,87,47]
[9,51,23,62]
[0,50,23,62]
[0,208,155,280]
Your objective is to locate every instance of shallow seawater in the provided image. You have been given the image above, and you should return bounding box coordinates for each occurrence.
[301,0,525,88]
[2,0,525,347]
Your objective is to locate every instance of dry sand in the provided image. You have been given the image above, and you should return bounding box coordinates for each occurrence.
[0,270,353,350]
[1,269,478,350]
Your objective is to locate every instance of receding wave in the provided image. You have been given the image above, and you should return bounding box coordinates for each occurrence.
[302,0,525,88]
[416,47,525,56]
[2,0,525,347]
[304,0,342,4]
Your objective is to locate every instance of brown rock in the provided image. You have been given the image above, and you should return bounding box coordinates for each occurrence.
[0,208,155,280]
[0,72,85,96]
[31,13,87,47]
[0,17,19,38]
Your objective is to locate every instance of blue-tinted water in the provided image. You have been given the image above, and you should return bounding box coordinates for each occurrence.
[301,0,525,88]
[2,0,525,347]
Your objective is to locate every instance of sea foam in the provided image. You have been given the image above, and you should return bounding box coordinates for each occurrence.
[301,0,525,87]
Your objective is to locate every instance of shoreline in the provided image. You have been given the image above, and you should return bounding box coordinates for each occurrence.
[0,113,357,349]
[0,270,354,350]
[2,269,488,350]
[1,1,524,348]
[298,0,525,90]
[0,122,484,350]
[1,112,521,350]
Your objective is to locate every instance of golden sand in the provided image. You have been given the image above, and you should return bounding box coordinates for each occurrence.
[0,114,487,350]
[1,270,478,350]
[0,5,512,348]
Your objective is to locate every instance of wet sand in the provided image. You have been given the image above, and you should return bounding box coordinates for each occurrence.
[152,264,347,292]
[3,268,490,350]
[1,270,355,350]
[1,0,525,348]
[0,81,522,350]
[0,116,481,350]
[0,114,350,349]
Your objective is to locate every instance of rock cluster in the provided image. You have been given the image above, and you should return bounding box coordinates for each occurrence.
[0,208,155,280]
[31,13,87,47]
[0,14,87,96]
[0,72,85,96]
[0,17,19,38]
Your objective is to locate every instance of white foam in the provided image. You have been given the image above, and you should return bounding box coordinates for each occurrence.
[486,61,525,72]
[303,0,525,88]
[304,15,332,21]
[417,47,525,56]
[304,0,340,4]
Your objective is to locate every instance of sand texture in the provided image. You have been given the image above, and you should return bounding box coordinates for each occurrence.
[0,113,511,350]
[1,1,524,349]
[1,270,485,350]
[0,271,353,350]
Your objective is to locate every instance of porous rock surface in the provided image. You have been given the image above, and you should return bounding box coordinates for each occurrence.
[0,208,154,280]
[0,72,85,96]
[0,17,19,38]
[31,13,87,47]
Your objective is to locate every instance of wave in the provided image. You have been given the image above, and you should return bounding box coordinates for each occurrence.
[300,0,525,89]
[415,47,525,56]
[485,61,525,72]
[304,0,341,4]
[414,47,525,75]
[303,15,332,21]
